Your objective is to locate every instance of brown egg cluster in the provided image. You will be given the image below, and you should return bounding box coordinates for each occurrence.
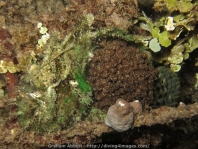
[88,40,157,111]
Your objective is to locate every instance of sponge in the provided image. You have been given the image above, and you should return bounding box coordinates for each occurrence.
[105,99,142,132]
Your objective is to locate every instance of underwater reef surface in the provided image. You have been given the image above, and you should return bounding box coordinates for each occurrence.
[0,0,198,148]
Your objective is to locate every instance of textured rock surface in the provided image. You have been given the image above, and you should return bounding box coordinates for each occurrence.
[89,40,157,111]
[1,103,198,147]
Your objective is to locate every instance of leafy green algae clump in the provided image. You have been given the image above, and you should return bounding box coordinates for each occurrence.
[153,0,195,13]
[139,0,198,72]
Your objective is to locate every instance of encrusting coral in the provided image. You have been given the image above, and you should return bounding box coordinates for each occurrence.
[89,40,157,111]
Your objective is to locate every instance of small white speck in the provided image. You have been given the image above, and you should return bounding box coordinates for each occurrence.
[27,92,42,99]
[164,16,176,31]
[118,101,125,106]
[179,102,185,105]
[69,80,78,87]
